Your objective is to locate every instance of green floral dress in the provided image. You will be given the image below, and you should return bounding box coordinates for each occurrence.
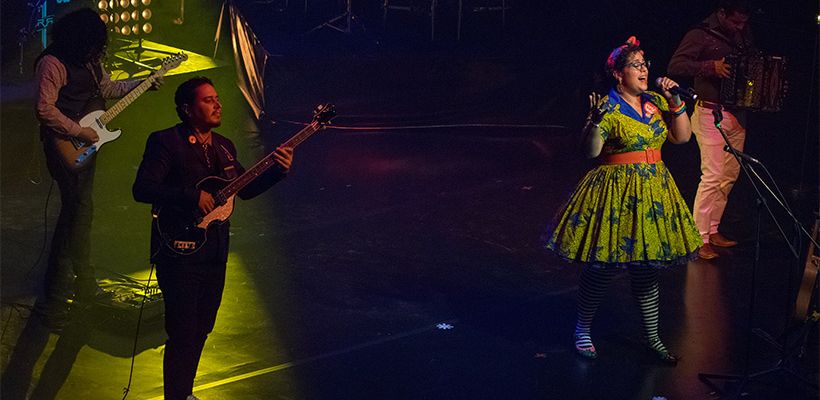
[545,88,701,269]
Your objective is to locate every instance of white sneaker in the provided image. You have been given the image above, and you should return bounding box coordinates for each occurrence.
[186,396,200,400]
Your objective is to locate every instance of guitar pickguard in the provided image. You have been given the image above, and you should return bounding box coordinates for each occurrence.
[196,196,236,229]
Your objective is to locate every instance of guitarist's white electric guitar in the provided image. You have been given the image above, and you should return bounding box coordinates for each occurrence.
[156,103,337,255]
[52,53,187,171]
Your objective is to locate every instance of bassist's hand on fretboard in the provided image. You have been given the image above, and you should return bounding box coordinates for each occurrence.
[273,146,294,172]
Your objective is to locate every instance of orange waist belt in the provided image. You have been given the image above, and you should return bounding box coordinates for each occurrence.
[602,148,662,164]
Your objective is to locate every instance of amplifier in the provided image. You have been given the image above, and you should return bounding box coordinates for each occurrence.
[92,277,165,335]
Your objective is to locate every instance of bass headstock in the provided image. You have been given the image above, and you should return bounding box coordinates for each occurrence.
[312,103,337,126]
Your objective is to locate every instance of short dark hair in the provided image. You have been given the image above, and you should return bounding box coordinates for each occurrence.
[45,8,107,65]
[718,0,751,15]
[174,76,215,122]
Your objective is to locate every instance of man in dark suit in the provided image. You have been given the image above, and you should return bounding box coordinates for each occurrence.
[133,76,293,400]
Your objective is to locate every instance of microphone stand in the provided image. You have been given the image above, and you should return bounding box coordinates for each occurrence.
[697,105,819,399]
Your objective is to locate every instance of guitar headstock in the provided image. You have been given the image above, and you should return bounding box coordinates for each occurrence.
[312,103,337,127]
[158,52,188,74]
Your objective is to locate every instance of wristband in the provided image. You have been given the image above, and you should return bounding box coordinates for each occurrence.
[668,101,685,114]
[671,103,686,116]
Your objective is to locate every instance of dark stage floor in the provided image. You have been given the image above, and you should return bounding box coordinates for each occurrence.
[2,1,819,399]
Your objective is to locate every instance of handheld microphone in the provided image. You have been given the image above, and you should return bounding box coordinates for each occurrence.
[655,78,698,102]
[723,145,760,164]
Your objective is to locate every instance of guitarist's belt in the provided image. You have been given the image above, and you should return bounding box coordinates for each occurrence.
[696,100,722,110]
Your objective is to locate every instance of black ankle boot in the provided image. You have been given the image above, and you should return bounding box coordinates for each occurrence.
[650,347,679,366]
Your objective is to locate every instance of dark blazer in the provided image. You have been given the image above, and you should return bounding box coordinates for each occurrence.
[133,123,285,264]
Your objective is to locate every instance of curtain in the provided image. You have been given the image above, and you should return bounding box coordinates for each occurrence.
[223,0,268,121]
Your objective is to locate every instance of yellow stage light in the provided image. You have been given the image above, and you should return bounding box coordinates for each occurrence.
[104,0,154,41]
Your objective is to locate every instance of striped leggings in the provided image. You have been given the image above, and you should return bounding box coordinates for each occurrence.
[574,265,666,350]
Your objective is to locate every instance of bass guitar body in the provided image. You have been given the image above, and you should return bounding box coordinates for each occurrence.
[155,176,236,256]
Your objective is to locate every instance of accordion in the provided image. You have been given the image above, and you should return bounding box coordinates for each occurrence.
[720,53,787,112]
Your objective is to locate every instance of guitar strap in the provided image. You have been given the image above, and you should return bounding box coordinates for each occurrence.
[216,142,238,180]
[219,144,234,162]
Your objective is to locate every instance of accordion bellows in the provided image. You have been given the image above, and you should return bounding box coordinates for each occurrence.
[720,53,787,112]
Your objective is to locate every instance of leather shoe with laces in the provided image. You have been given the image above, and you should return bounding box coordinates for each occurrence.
[709,232,738,247]
[698,243,719,260]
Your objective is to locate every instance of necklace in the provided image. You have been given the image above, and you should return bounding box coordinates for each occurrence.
[195,132,214,169]
[85,62,102,98]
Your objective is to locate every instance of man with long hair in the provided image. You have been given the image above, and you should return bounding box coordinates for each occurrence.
[34,8,158,330]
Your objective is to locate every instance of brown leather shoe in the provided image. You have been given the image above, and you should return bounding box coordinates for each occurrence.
[709,233,738,247]
[698,243,719,260]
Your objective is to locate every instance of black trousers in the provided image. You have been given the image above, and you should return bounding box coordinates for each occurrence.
[156,261,226,400]
[36,143,97,322]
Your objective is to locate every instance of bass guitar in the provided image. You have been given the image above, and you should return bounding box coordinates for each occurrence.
[156,103,336,255]
[52,53,187,171]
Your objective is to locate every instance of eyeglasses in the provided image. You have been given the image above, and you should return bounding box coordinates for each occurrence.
[627,60,651,70]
